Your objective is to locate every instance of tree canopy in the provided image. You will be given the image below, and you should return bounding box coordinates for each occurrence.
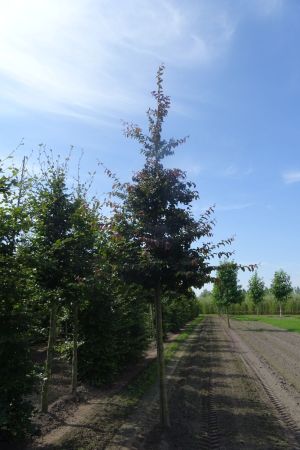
[271,269,293,317]
[248,272,265,313]
[212,261,244,327]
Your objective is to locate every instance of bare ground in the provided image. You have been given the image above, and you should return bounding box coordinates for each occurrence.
[29,317,300,450]
[119,316,297,450]
[27,330,183,450]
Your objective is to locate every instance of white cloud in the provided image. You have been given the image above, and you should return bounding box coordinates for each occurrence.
[0,0,284,122]
[0,0,236,121]
[282,171,300,184]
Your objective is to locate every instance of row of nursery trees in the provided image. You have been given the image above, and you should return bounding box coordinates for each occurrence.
[0,66,254,442]
[200,264,295,318]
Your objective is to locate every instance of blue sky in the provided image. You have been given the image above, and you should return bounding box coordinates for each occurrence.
[0,0,300,288]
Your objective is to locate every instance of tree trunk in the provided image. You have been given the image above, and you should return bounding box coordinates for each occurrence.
[154,282,170,428]
[72,302,78,395]
[149,303,155,340]
[226,308,230,328]
[279,303,282,318]
[41,303,57,412]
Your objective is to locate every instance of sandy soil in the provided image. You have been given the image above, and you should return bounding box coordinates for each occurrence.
[28,331,182,450]
[29,317,300,450]
[122,317,295,450]
[231,318,300,435]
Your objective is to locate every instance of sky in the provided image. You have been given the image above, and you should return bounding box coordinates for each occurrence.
[0,0,299,288]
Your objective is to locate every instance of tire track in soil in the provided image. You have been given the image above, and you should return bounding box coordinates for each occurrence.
[141,316,291,450]
[107,318,209,450]
[233,320,300,396]
[225,321,300,450]
[197,323,221,450]
[165,317,224,450]
[36,317,295,450]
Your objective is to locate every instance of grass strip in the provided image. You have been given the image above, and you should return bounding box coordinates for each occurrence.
[124,315,205,405]
[233,314,300,333]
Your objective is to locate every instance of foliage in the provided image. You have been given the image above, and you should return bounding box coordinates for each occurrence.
[115,64,234,294]
[199,282,300,315]
[30,161,77,411]
[271,270,293,305]
[163,290,200,333]
[113,64,234,426]
[212,261,244,310]
[248,272,265,311]
[30,164,74,297]
[78,279,148,385]
[0,66,261,439]
[0,160,35,441]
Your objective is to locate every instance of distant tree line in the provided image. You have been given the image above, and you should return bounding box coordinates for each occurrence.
[199,269,297,316]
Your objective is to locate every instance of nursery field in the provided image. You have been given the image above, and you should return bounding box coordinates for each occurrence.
[2,64,300,450]
[26,315,300,450]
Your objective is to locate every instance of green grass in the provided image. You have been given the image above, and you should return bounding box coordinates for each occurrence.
[124,315,205,405]
[233,315,300,333]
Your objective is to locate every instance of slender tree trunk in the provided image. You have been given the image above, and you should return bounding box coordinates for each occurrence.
[154,282,170,428]
[226,308,230,328]
[279,303,282,318]
[72,302,78,395]
[41,303,57,412]
[149,303,155,340]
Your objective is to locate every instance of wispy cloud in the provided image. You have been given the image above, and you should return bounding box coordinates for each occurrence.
[282,170,300,184]
[0,0,285,123]
[0,0,236,122]
[220,164,253,178]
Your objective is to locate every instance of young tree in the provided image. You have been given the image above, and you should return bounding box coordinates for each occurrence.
[248,272,265,314]
[78,249,149,386]
[65,193,99,395]
[271,270,293,317]
[212,262,244,328]
[31,162,74,412]
[114,65,233,427]
[0,160,34,441]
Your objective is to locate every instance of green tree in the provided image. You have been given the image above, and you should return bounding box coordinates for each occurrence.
[271,270,293,317]
[163,289,200,332]
[0,159,34,441]
[78,249,148,385]
[115,65,233,427]
[65,192,99,395]
[248,272,265,314]
[212,262,244,328]
[30,162,74,412]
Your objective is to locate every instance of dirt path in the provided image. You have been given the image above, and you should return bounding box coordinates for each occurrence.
[29,329,189,450]
[31,317,300,449]
[113,317,299,449]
